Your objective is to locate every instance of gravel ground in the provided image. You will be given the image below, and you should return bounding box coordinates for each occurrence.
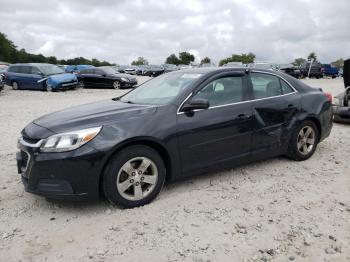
[0,77,349,262]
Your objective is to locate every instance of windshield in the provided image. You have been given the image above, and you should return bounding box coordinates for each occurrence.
[120,72,202,105]
[39,65,64,75]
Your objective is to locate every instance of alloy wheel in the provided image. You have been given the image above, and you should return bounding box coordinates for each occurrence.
[113,81,121,89]
[116,157,158,201]
[78,81,85,89]
[297,126,316,155]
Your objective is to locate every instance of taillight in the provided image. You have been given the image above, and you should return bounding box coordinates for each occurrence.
[324,92,332,103]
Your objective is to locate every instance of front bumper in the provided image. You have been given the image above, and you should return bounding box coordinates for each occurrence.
[56,81,79,90]
[333,105,350,123]
[121,79,138,88]
[16,137,105,201]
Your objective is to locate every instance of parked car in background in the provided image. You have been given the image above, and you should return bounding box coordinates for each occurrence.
[144,65,165,77]
[136,65,150,75]
[200,63,216,68]
[0,64,8,92]
[0,63,9,73]
[338,68,343,77]
[124,66,137,75]
[222,62,244,68]
[278,64,301,79]
[162,64,178,73]
[5,63,78,91]
[300,62,323,78]
[249,62,276,70]
[333,59,350,123]
[16,68,333,207]
[65,64,94,73]
[321,64,339,78]
[76,66,137,89]
[177,64,191,70]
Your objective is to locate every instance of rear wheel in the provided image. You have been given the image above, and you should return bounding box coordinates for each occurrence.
[286,120,319,161]
[103,145,166,208]
[12,81,19,90]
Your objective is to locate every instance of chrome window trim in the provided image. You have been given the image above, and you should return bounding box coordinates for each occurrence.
[177,71,298,115]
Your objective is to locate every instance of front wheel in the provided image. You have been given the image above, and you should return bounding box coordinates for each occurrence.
[103,145,166,208]
[112,81,121,89]
[286,120,319,161]
[12,81,19,90]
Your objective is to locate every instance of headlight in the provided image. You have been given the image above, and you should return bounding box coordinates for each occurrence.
[40,127,102,152]
[333,97,340,106]
[121,77,129,82]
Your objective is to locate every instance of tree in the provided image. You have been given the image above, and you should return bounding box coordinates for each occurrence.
[165,54,181,65]
[179,52,195,65]
[292,58,306,67]
[218,52,255,66]
[131,56,149,66]
[307,52,318,62]
[200,57,211,64]
[331,58,344,69]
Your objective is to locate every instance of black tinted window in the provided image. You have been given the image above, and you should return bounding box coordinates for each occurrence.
[250,73,283,99]
[280,79,294,94]
[94,69,103,75]
[18,66,31,74]
[31,66,41,74]
[194,76,244,107]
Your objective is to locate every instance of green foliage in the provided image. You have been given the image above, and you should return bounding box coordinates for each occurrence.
[165,54,181,65]
[307,52,318,62]
[131,57,149,66]
[178,52,195,65]
[292,58,306,67]
[165,52,195,65]
[200,57,211,64]
[331,58,344,69]
[218,53,255,66]
[0,32,114,66]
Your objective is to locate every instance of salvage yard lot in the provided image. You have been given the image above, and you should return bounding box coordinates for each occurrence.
[0,77,349,261]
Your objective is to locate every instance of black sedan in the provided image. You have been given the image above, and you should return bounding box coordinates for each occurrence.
[76,66,137,89]
[278,64,301,79]
[144,65,165,77]
[16,68,333,208]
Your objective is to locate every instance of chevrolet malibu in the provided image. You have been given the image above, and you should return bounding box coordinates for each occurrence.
[16,68,333,208]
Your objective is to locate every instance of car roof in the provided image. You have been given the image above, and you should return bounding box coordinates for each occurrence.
[9,63,54,66]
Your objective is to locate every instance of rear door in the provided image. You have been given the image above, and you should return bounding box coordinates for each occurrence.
[93,69,109,88]
[17,66,34,89]
[248,72,300,155]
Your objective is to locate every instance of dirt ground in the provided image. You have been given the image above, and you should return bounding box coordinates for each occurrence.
[0,77,349,262]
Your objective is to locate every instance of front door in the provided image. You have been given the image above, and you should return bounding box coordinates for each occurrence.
[177,74,254,174]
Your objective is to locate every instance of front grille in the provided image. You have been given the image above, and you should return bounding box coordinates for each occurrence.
[20,150,30,173]
[22,136,41,144]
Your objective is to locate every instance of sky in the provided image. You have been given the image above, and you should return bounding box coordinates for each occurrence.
[0,0,349,65]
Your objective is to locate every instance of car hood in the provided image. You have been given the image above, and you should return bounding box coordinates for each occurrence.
[32,99,157,135]
[48,73,77,83]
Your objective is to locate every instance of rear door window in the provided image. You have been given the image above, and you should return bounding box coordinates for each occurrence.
[18,66,31,74]
[250,73,294,99]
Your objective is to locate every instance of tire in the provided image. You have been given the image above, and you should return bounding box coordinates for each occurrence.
[103,145,166,208]
[78,81,85,89]
[112,81,121,89]
[12,81,19,90]
[286,120,319,161]
[46,81,53,92]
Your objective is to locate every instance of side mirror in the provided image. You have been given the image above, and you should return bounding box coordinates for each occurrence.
[182,98,209,112]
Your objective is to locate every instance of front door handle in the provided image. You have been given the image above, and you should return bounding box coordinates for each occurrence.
[237,114,251,120]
